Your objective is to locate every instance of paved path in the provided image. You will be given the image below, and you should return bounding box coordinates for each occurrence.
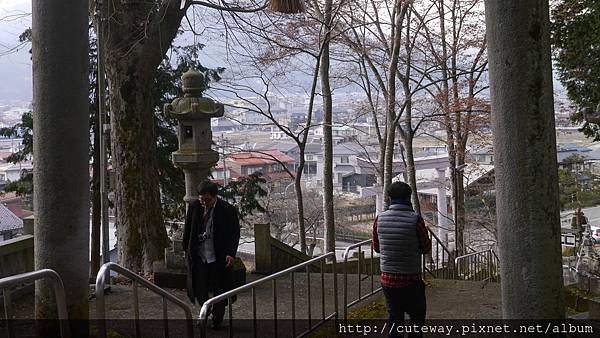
[89,276,503,318]
[90,272,378,320]
[4,274,502,337]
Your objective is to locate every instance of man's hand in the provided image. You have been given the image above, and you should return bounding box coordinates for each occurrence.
[225,255,235,268]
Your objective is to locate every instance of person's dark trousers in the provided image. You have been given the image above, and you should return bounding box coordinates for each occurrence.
[193,260,229,324]
[382,280,426,338]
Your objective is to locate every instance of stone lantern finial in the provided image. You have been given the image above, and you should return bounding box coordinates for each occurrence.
[182,69,206,97]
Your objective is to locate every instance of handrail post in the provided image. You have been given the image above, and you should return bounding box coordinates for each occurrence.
[332,253,338,324]
[343,250,348,321]
[370,243,374,294]
[357,246,362,299]
[48,270,70,338]
[199,304,210,338]
[95,265,108,338]
[3,287,14,338]
[306,266,311,329]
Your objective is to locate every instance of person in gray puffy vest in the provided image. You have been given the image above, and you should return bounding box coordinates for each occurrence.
[372,181,431,337]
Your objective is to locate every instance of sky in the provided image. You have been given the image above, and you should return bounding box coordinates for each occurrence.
[0,0,570,104]
[0,0,325,102]
[0,0,32,101]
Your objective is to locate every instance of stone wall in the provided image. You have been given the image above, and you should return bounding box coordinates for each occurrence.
[0,216,35,305]
[254,223,381,275]
[0,235,34,280]
[0,234,34,305]
[254,224,313,274]
[0,216,34,280]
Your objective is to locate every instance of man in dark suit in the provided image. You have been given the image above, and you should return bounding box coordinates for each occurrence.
[182,180,240,328]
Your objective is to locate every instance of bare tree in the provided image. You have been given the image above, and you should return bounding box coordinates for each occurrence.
[203,0,349,254]
[313,0,337,253]
[338,0,436,214]
[414,0,489,255]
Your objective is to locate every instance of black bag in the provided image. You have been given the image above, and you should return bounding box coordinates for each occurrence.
[229,258,246,304]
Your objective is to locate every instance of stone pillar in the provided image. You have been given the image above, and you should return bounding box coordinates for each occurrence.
[23,215,34,235]
[485,0,564,319]
[254,224,272,274]
[436,169,448,247]
[32,0,90,333]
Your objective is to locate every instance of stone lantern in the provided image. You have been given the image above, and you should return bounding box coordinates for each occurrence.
[156,70,224,287]
[164,69,224,205]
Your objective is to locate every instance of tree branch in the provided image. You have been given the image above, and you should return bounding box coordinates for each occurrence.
[190,0,270,13]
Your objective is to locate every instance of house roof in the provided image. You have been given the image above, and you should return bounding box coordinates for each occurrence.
[0,191,18,202]
[0,203,23,232]
[557,149,600,163]
[0,161,33,172]
[265,171,294,181]
[258,141,298,153]
[415,150,443,158]
[228,150,294,166]
[211,117,241,127]
[0,151,13,162]
[333,142,377,156]
[304,142,323,154]
[558,143,591,152]
[335,164,356,172]
[469,146,494,155]
[4,202,33,219]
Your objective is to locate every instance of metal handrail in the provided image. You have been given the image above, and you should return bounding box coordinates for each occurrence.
[342,239,381,320]
[95,262,194,338]
[454,249,499,282]
[198,252,338,338]
[455,249,492,262]
[427,227,452,256]
[0,269,70,338]
[423,222,455,280]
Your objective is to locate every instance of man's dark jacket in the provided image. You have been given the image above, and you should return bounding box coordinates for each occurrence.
[182,198,240,303]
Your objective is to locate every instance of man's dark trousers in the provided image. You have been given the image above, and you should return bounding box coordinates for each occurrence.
[382,281,426,338]
[192,259,229,323]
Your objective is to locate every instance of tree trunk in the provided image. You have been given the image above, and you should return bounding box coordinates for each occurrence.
[398,21,420,215]
[403,130,421,215]
[383,126,396,205]
[295,50,322,255]
[91,103,101,278]
[433,0,464,257]
[485,0,564,319]
[321,0,335,254]
[455,152,466,254]
[32,0,89,335]
[383,0,408,208]
[295,150,307,254]
[105,57,168,273]
[93,0,187,273]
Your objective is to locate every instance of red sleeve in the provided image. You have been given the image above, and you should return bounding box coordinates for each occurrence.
[416,216,431,254]
[372,217,380,253]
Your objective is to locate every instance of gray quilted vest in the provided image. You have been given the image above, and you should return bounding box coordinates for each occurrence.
[377,203,421,274]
